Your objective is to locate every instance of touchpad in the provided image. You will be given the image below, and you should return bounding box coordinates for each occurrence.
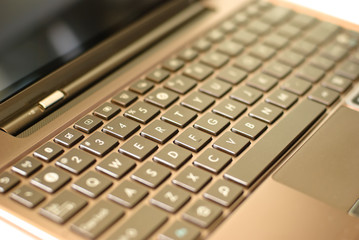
[274,106,359,211]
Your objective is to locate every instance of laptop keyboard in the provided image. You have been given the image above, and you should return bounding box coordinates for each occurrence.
[1,0,359,239]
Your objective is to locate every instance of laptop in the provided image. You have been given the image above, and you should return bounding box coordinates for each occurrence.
[1,0,359,239]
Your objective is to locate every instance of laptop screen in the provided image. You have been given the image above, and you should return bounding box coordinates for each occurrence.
[0,0,169,103]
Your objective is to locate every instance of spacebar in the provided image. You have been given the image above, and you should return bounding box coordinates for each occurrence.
[224,100,326,187]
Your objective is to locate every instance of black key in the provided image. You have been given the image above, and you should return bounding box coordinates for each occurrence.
[321,43,348,61]
[263,33,288,49]
[145,88,179,109]
[164,75,196,94]
[96,152,136,179]
[310,55,335,71]
[281,77,312,95]
[108,180,148,208]
[277,24,301,39]
[159,220,200,240]
[153,144,192,169]
[131,161,171,188]
[151,185,191,213]
[129,79,154,95]
[224,100,326,187]
[212,99,247,120]
[103,116,140,140]
[278,50,304,67]
[199,79,231,98]
[232,30,257,46]
[234,55,262,72]
[33,142,63,162]
[172,166,212,193]
[182,199,222,228]
[31,166,71,193]
[40,190,87,223]
[289,13,316,29]
[72,171,113,198]
[247,73,278,92]
[213,132,250,156]
[93,102,121,120]
[174,128,212,152]
[232,116,267,140]
[54,128,84,148]
[217,66,247,85]
[11,185,45,208]
[217,40,243,56]
[79,132,119,157]
[206,29,225,43]
[147,68,170,83]
[230,85,262,105]
[194,112,230,136]
[261,6,292,25]
[308,86,340,106]
[193,38,212,52]
[200,52,229,68]
[193,148,232,174]
[335,60,359,80]
[161,105,197,128]
[107,205,168,240]
[305,22,339,44]
[322,75,351,93]
[296,65,325,83]
[141,120,178,144]
[249,44,276,60]
[250,102,283,124]
[263,62,292,79]
[162,58,185,72]
[12,157,42,177]
[183,63,213,81]
[74,115,103,134]
[112,90,138,107]
[71,200,124,239]
[56,149,96,174]
[292,40,317,56]
[0,172,20,193]
[178,48,198,61]
[124,101,160,124]
[181,92,215,113]
[247,20,271,35]
[119,135,158,161]
[204,179,243,207]
[266,89,298,109]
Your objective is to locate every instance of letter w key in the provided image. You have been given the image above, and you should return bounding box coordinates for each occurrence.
[96,153,136,179]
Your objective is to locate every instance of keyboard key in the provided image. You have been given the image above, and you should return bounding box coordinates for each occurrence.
[12,156,42,177]
[217,66,247,85]
[159,220,200,240]
[289,13,316,29]
[234,55,262,72]
[281,77,312,95]
[33,142,63,162]
[103,116,140,140]
[74,115,103,134]
[217,40,243,56]
[56,149,96,174]
[206,29,225,43]
[181,92,215,112]
[71,200,124,239]
[0,172,20,193]
[96,152,136,179]
[231,116,267,140]
[308,86,340,106]
[79,132,119,157]
[54,128,84,148]
[225,100,326,187]
[212,99,247,120]
[249,44,276,60]
[150,185,190,213]
[172,166,212,193]
[296,64,325,83]
[292,39,317,56]
[124,101,160,124]
[107,205,168,240]
[320,43,348,61]
[194,112,230,136]
[162,58,185,72]
[322,75,351,93]
[145,88,179,109]
[141,120,178,144]
[164,75,196,94]
[131,161,171,188]
[305,22,339,44]
[247,73,278,92]
[310,55,335,71]
[129,79,154,95]
[108,180,148,208]
[266,89,298,109]
[232,12,248,25]
[161,105,197,128]
[40,190,87,223]
[193,148,232,174]
[247,20,271,35]
[249,102,283,124]
[174,128,212,152]
[278,50,304,68]
[72,171,113,198]
[112,90,138,107]
[335,31,359,49]
[11,185,45,208]
[263,33,288,49]
[193,38,212,52]
[230,85,262,105]
[262,62,292,79]
[261,6,292,25]
[182,199,222,228]
[178,48,198,61]
[232,29,257,46]
[183,63,213,81]
[119,135,158,161]
[277,23,301,39]
[204,179,243,207]
[199,79,231,98]
[147,69,170,83]
[200,52,229,68]
[31,166,71,193]
[93,102,121,120]
[335,60,359,80]
[153,144,192,169]
[213,132,250,156]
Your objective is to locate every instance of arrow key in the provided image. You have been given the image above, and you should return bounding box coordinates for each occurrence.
[108,180,148,208]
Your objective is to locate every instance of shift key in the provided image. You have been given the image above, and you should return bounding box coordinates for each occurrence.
[224,100,325,187]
